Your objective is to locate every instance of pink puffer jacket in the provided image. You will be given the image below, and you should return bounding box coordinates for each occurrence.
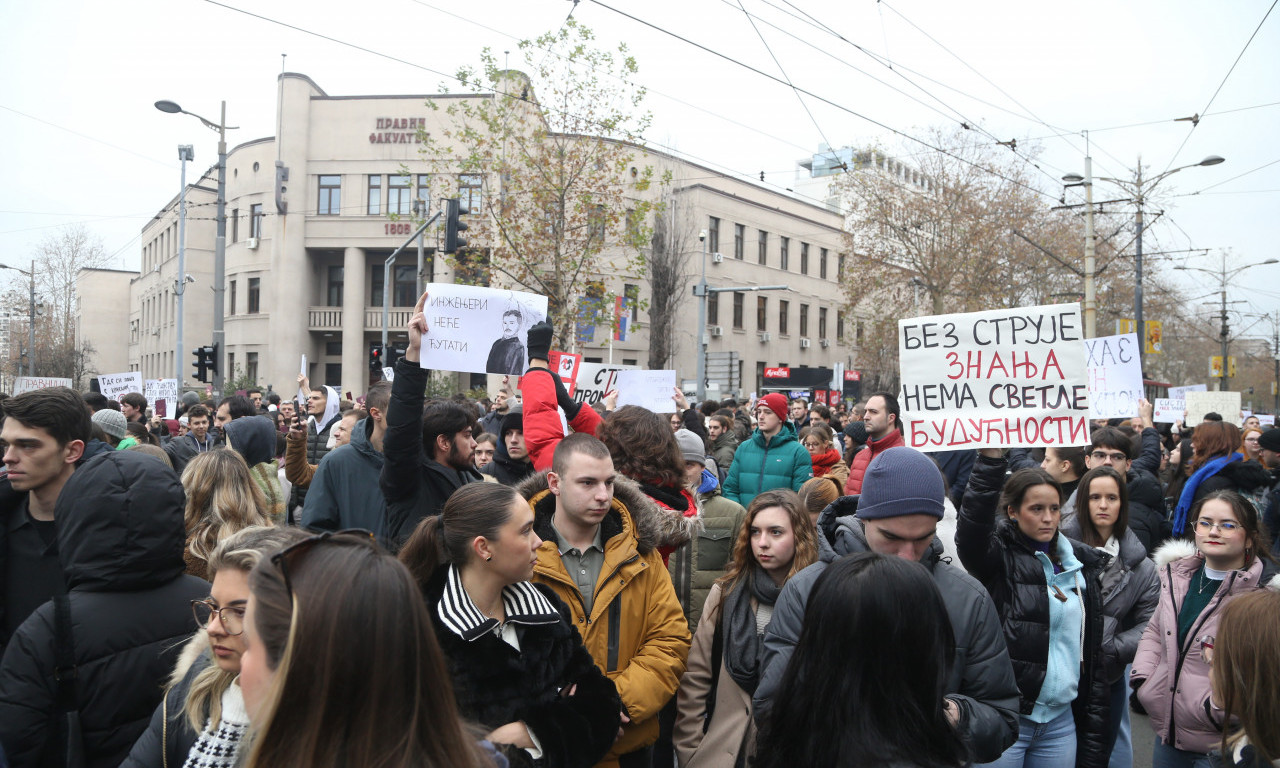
[1131,540,1280,754]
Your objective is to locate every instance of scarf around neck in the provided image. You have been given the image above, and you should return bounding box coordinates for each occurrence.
[1173,452,1241,535]
[810,448,842,476]
[721,567,783,694]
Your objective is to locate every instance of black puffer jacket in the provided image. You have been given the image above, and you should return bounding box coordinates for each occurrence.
[424,566,621,768]
[1124,468,1170,554]
[479,439,535,487]
[0,451,208,768]
[955,455,1112,768]
[119,641,208,768]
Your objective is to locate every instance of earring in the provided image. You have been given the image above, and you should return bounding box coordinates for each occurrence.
[486,555,492,562]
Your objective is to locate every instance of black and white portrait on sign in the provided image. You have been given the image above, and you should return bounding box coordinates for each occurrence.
[420,284,548,376]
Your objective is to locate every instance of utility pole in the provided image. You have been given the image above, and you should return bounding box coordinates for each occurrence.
[176,145,194,385]
[1082,156,1097,339]
[1134,161,1146,375]
[1273,315,1279,412]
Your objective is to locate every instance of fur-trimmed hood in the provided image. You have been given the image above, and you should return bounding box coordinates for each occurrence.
[1152,537,1280,589]
[516,469,701,554]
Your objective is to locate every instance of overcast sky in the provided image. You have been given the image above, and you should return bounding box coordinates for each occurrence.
[2,0,1276,341]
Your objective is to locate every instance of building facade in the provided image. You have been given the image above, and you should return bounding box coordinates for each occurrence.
[106,73,865,401]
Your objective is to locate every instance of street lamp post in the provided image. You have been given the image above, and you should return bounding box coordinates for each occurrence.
[0,262,37,377]
[1062,157,1098,338]
[156,99,235,393]
[175,145,194,385]
[1174,255,1278,390]
[695,229,708,402]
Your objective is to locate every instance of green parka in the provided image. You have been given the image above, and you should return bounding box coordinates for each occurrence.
[722,422,812,508]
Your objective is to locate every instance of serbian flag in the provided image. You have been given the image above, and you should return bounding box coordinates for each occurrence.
[614,296,630,341]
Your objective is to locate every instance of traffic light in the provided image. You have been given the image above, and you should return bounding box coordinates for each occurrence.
[192,347,208,383]
[369,343,383,371]
[444,197,468,253]
[205,344,219,377]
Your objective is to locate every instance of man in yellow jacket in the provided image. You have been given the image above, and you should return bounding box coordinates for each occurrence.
[517,433,691,768]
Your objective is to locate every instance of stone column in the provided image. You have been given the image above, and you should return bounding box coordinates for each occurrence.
[341,246,366,396]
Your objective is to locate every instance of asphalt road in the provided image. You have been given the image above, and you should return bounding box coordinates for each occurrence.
[1131,710,1155,767]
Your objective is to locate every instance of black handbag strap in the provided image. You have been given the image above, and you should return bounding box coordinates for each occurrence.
[53,594,78,712]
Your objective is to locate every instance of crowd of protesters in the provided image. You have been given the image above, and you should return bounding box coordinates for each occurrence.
[0,290,1278,768]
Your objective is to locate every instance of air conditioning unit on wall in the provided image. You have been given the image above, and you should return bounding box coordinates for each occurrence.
[246,237,260,250]
[711,252,724,264]
[758,332,771,342]
[800,338,812,349]
[820,338,830,348]
[710,325,723,337]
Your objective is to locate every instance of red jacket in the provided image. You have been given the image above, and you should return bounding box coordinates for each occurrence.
[522,368,602,472]
[844,430,905,495]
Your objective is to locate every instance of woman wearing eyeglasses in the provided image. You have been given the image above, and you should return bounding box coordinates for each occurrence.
[237,528,499,768]
[397,482,624,768]
[122,526,307,768]
[1132,490,1279,768]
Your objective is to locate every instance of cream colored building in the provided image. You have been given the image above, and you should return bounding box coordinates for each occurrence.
[107,73,864,401]
[75,267,137,384]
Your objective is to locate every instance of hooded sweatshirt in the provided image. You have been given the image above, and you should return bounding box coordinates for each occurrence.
[0,451,208,767]
[224,415,286,524]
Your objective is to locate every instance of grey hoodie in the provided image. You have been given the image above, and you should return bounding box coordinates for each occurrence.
[754,496,1021,764]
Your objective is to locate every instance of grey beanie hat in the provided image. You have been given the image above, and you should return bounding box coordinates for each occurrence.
[856,446,945,520]
[674,429,706,465]
[92,408,129,440]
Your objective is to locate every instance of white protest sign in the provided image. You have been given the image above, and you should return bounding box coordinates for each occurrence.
[898,303,1090,449]
[297,355,309,405]
[98,371,144,403]
[421,284,548,376]
[1084,333,1144,419]
[1169,384,1207,399]
[1185,391,1242,425]
[614,370,678,413]
[12,377,72,395]
[571,363,637,406]
[1257,414,1275,427]
[1153,398,1185,424]
[144,378,180,418]
[382,366,395,382]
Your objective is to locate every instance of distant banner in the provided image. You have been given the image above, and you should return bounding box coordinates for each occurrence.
[98,371,144,402]
[1084,333,1144,419]
[12,377,72,395]
[144,378,179,419]
[898,303,1090,449]
[1185,391,1242,425]
[1152,398,1185,424]
[1169,384,1207,399]
[571,363,638,406]
[420,284,548,376]
[615,370,677,412]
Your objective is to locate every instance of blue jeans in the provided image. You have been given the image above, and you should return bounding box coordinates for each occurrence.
[981,710,1076,768]
[1152,737,1215,768]
[1107,669,1132,768]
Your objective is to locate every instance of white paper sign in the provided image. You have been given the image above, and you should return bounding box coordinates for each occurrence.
[1169,384,1207,399]
[12,377,72,395]
[614,370,678,413]
[296,355,309,406]
[1257,414,1275,427]
[570,363,637,406]
[98,371,144,402]
[1153,398,1185,424]
[382,366,395,382]
[897,303,1090,449]
[419,284,548,376]
[1084,333,1144,419]
[144,378,180,418]
[1185,391,1242,425]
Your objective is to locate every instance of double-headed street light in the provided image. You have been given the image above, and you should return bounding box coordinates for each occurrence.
[1174,256,1278,390]
[156,99,235,393]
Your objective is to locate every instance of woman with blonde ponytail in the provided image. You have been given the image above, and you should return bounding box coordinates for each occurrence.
[181,450,273,579]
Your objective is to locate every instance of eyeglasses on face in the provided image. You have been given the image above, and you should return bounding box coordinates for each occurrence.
[271,529,378,606]
[192,599,245,635]
[1195,519,1240,533]
[1089,451,1128,463]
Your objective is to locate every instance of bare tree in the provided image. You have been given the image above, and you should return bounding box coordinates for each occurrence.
[646,185,695,369]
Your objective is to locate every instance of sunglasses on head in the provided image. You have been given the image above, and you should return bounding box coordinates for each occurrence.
[271,529,377,606]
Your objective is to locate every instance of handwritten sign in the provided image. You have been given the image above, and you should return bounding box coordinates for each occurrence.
[1153,398,1185,424]
[421,284,548,376]
[98,371,144,403]
[12,377,72,395]
[1170,384,1207,400]
[1084,333,1144,419]
[614,370,678,413]
[1185,391,1242,425]
[1257,414,1275,427]
[571,363,637,405]
[898,303,1090,449]
[547,351,581,397]
[145,379,180,419]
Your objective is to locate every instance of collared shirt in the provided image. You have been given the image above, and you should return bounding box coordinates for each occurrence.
[436,564,560,649]
[553,522,605,616]
[4,496,66,642]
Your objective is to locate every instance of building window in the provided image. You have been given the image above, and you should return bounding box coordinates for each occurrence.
[779,300,789,335]
[325,340,343,356]
[367,175,382,215]
[856,320,865,344]
[246,352,258,384]
[249,204,263,239]
[231,208,239,243]
[590,205,607,243]
[416,174,430,202]
[780,237,790,271]
[800,243,809,275]
[819,307,828,339]
[758,230,768,265]
[327,266,343,307]
[624,284,640,321]
[820,248,828,279]
[837,313,845,342]
[228,280,236,316]
[324,363,342,387]
[757,296,768,331]
[708,292,719,325]
[318,175,341,215]
[228,352,235,378]
[732,291,744,330]
[799,303,809,336]
[734,224,745,260]
[838,253,846,281]
[389,175,412,216]
[708,217,720,255]
[247,277,260,314]
[459,174,483,213]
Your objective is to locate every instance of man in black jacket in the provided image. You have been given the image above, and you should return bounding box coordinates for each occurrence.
[380,291,483,546]
[479,410,535,486]
[0,451,208,767]
[0,387,91,651]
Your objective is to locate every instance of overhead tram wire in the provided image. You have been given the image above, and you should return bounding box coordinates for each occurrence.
[1175,157,1280,196]
[0,105,174,168]
[1160,0,1277,174]
[584,0,1060,203]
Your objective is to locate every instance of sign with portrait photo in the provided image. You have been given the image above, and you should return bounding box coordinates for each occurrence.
[420,284,548,376]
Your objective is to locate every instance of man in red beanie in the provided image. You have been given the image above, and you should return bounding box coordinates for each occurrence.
[722,392,812,507]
